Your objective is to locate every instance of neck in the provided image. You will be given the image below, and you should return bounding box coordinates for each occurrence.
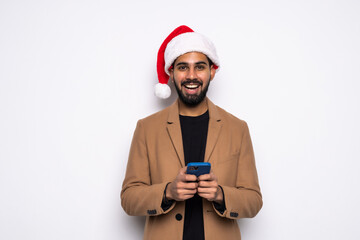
[178,98,208,117]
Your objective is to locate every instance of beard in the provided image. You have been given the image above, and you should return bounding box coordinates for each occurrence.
[173,77,210,106]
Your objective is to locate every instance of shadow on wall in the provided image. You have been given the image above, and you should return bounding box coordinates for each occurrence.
[122,216,146,237]
[155,82,178,109]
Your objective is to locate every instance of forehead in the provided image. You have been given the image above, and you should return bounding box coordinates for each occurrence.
[174,52,209,64]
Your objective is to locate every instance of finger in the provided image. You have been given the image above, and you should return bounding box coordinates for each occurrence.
[199,194,215,202]
[179,166,187,174]
[178,167,188,180]
[178,188,197,195]
[197,192,213,197]
[182,194,196,200]
[197,187,217,194]
[176,181,198,189]
[183,182,198,189]
[198,173,211,181]
[177,181,197,190]
[184,173,197,182]
[198,180,217,188]
[199,171,218,181]
[210,171,217,180]
[175,193,195,201]
[171,188,196,200]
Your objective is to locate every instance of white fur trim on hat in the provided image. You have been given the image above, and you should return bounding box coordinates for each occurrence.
[164,32,220,75]
[155,83,171,99]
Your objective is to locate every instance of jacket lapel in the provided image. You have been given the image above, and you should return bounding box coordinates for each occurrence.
[204,99,223,163]
[166,100,185,167]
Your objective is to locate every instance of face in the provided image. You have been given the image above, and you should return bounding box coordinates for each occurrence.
[170,52,216,106]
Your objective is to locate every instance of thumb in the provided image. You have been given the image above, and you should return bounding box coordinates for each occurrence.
[179,166,187,174]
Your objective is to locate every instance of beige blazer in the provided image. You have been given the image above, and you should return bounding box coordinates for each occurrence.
[121,98,262,240]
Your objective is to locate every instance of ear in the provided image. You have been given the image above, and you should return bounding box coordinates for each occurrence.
[169,68,174,82]
[210,65,216,81]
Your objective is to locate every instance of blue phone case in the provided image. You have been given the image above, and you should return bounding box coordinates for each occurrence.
[186,162,211,177]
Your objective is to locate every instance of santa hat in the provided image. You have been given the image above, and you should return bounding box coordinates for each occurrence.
[155,25,220,99]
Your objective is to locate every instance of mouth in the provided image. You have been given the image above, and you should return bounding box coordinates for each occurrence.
[183,83,200,89]
[182,82,202,95]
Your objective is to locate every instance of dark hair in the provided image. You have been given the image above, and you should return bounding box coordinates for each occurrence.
[207,56,214,67]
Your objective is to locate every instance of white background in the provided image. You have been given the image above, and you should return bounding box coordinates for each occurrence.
[1,0,360,239]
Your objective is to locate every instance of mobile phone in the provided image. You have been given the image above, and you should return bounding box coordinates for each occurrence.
[186,162,211,177]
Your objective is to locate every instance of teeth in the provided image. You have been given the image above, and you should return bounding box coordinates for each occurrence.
[185,84,198,89]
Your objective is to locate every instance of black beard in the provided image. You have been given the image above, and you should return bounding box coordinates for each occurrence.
[173,77,210,106]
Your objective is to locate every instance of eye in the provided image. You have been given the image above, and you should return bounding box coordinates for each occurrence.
[196,65,206,70]
[177,65,188,71]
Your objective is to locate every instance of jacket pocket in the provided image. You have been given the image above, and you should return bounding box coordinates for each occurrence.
[216,151,240,164]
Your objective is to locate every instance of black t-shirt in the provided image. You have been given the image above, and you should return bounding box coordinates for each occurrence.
[180,111,209,240]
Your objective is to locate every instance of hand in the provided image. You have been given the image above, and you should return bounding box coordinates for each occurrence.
[197,170,224,204]
[166,167,198,201]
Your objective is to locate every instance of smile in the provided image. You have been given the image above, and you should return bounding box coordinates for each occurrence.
[184,84,200,89]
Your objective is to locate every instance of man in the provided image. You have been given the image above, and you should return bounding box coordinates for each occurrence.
[121,25,262,240]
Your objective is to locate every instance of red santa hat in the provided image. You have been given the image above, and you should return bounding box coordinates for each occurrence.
[155,25,220,99]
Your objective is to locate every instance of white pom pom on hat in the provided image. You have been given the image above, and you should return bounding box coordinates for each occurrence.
[154,82,171,99]
[155,25,220,99]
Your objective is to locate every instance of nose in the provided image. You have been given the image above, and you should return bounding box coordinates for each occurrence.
[186,67,197,80]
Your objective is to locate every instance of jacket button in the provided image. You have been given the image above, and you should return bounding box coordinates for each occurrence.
[230,212,238,218]
[175,213,182,221]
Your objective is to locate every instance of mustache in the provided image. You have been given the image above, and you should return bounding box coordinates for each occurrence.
[181,80,203,86]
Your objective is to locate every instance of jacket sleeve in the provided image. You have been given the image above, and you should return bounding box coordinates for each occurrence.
[121,120,175,216]
[213,122,263,219]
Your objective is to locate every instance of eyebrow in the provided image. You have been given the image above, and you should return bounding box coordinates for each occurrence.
[175,61,208,67]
